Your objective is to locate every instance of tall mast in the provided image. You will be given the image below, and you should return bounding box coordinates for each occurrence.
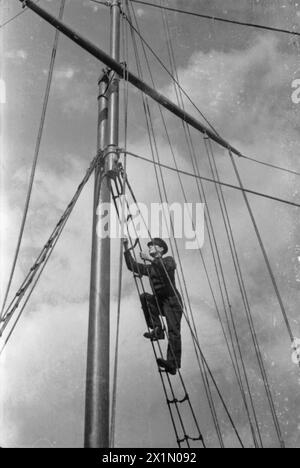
[84,0,121,449]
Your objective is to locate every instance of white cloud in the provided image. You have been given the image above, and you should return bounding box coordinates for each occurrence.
[164,35,298,144]
[54,68,76,81]
[136,8,146,17]
[52,67,77,93]
[51,66,95,115]
[4,49,28,64]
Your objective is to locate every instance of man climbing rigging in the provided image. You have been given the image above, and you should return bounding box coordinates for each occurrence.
[123,237,183,376]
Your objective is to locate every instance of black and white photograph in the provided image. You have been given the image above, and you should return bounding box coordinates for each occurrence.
[0,0,300,450]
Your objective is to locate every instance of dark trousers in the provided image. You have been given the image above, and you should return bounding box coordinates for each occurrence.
[140,292,183,369]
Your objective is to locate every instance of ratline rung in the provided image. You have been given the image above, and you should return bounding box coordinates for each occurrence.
[133,273,142,279]
[167,393,189,405]
[177,434,203,444]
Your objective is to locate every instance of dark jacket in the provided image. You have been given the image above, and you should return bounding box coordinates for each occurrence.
[124,250,179,300]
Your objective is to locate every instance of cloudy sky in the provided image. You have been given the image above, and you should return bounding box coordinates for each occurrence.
[0,0,300,448]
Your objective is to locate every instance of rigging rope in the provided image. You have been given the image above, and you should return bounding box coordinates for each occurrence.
[229,149,294,346]
[122,151,300,209]
[125,2,226,446]
[0,0,66,319]
[115,17,243,436]
[0,0,40,29]
[123,171,245,447]
[111,180,203,448]
[123,13,220,139]
[157,10,293,445]
[0,150,103,352]
[89,0,109,7]
[124,4,209,446]
[130,0,300,38]
[159,2,261,447]
[205,137,285,447]
[132,4,249,446]
[142,2,263,444]
[123,3,288,446]
[123,6,288,445]
[0,220,62,357]
[124,4,272,446]
[123,4,300,180]
[203,137,264,445]
[120,26,290,442]
[238,155,300,178]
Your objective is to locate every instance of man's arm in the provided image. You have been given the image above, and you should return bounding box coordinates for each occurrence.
[123,241,149,277]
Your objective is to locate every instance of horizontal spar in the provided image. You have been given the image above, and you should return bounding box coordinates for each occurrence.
[19,0,242,157]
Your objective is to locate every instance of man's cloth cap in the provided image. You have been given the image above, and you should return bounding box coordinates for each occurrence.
[147,238,168,255]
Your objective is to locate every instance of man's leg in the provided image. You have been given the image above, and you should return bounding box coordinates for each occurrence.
[163,296,183,369]
[140,293,163,331]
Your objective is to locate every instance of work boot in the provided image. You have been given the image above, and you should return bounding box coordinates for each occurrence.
[157,358,177,375]
[143,327,165,341]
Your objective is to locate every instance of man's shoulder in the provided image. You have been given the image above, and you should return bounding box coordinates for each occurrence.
[163,256,176,267]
